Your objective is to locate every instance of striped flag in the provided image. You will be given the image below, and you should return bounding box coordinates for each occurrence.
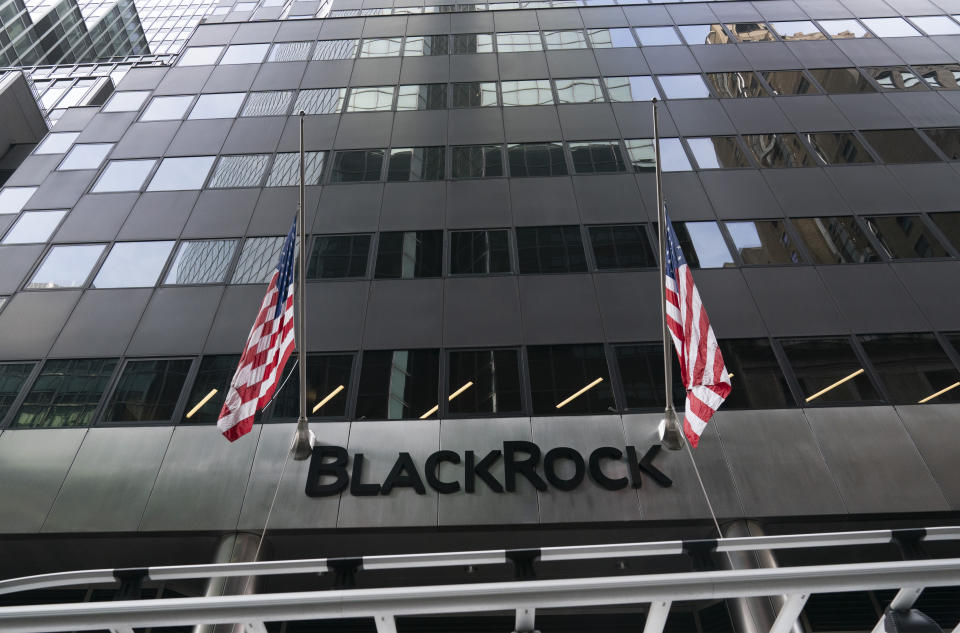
[664,211,732,448]
[218,219,297,441]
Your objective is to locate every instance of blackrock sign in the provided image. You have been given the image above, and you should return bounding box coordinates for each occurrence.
[305,441,673,497]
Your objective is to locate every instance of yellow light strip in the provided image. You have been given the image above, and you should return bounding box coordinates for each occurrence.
[185,389,218,419]
[804,368,864,402]
[419,405,439,420]
[556,377,604,409]
[312,385,345,413]
[419,382,475,419]
[728,372,734,378]
[918,381,960,404]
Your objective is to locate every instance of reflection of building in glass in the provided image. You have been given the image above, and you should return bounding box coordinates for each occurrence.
[168,240,237,285]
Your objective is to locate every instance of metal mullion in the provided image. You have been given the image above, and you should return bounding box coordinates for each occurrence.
[768,337,806,409]
[848,334,891,406]
[919,211,960,259]
[170,357,201,425]
[89,355,127,427]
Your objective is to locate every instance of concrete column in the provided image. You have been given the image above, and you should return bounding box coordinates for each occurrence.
[721,520,806,633]
[193,532,265,633]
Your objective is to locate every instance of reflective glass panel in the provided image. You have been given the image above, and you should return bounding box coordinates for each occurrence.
[914,65,960,89]
[452,81,499,107]
[450,230,511,275]
[140,95,193,121]
[726,220,803,265]
[686,137,752,169]
[356,349,439,420]
[181,355,241,423]
[741,133,815,168]
[678,24,731,45]
[501,80,553,106]
[761,70,819,95]
[241,91,294,117]
[0,186,37,214]
[232,236,284,284]
[589,224,656,269]
[27,244,105,288]
[59,143,112,170]
[375,230,442,278]
[93,241,175,288]
[91,159,156,193]
[516,225,587,273]
[208,154,270,188]
[862,17,922,37]
[587,28,636,48]
[779,337,879,405]
[634,26,681,45]
[496,31,543,52]
[705,71,767,98]
[164,239,238,284]
[403,35,448,56]
[528,344,614,415]
[35,132,79,154]
[146,156,215,191]
[805,132,873,164]
[726,22,775,42]
[818,19,869,38]
[909,15,960,36]
[809,67,875,93]
[188,93,245,119]
[719,339,794,409]
[604,76,659,101]
[102,90,150,112]
[330,150,385,182]
[453,33,495,53]
[396,84,446,110]
[864,66,925,91]
[864,215,950,259]
[451,144,503,178]
[266,152,325,187]
[930,212,960,251]
[543,29,588,49]
[615,343,685,410]
[792,217,880,264]
[294,88,346,115]
[859,333,960,404]
[860,129,940,163]
[447,349,522,415]
[623,138,655,172]
[346,86,395,112]
[672,221,733,268]
[2,210,66,244]
[12,358,118,428]
[314,39,359,60]
[387,147,445,181]
[769,20,824,40]
[555,78,604,103]
[268,41,313,62]
[507,143,567,177]
[658,74,711,99]
[104,359,192,422]
[659,138,692,171]
[274,354,353,418]
[923,127,960,159]
[569,140,626,173]
[221,43,269,64]
[178,45,224,66]
[307,234,371,278]
[0,363,34,422]
[359,37,402,57]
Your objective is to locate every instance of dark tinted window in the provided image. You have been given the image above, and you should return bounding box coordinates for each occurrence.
[329,149,384,182]
[387,147,445,181]
[274,354,353,418]
[453,33,494,54]
[741,133,815,168]
[308,234,371,278]
[726,220,803,265]
[451,81,498,107]
[516,225,587,274]
[451,145,503,178]
[507,143,568,177]
[182,355,240,424]
[355,349,439,419]
[859,333,960,404]
[808,68,875,93]
[686,137,752,169]
[718,339,794,409]
[0,363,34,422]
[528,344,615,415]
[12,358,118,428]
[450,230,511,275]
[923,127,960,160]
[104,359,192,422]
[860,129,940,163]
[569,140,626,173]
[779,337,880,405]
[588,225,656,269]
[375,230,443,278]
[805,132,873,164]
[447,349,523,415]
[792,217,880,264]
[930,212,960,251]
[761,70,818,95]
[864,215,950,259]
[396,84,447,111]
[614,343,684,410]
[705,71,767,98]
[864,66,925,91]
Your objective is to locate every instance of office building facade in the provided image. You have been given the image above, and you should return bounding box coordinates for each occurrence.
[1,0,960,629]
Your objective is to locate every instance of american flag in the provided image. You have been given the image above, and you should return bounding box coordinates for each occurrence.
[218,219,297,441]
[664,211,732,448]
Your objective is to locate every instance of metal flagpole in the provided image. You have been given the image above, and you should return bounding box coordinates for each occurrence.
[652,98,684,452]
[291,110,312,461]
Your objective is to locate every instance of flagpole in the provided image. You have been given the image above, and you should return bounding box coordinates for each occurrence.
[652,98,684,452]
[292,110,312,461]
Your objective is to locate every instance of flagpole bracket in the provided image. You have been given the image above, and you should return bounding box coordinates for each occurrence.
[659,409,684,451]
[291,420,314,461]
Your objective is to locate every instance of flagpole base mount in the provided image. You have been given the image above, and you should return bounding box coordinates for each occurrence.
[659,411,685,451]
[291,419,314,461]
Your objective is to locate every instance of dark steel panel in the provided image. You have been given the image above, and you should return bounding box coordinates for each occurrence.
[115,67,166,91]
[446,179,511,228]
[887,92,960,127]
[594,49,650,76]
[111,121,179,159]
[778,95,853,130]
[742,267,844,336]
[710,1,763,20]
[166,120,233,157]
[503,106,562,142]
[126,287,224,356]
[786,40,853,67]
[699,171,783,219]
[641,46,701,73]
[251,62,308,91]
[888,164,960,212]
[188,23,238,45]
[753,0,809,20]
[118,191,199,241]
[350,58,401,85]
[334,112,394,149]
[536,9,584,29]
[360,15,407,36]
[447,108,504,145]
[450,11,494,33]
[183,189,260,239]
[3,155,60,186]
[302,61,354,89]
[660,173,716,221]
[203,65,259,93]
[278,115,338,151]
[518,275,604,344]
[834,38,903,66]
[761,169,849,217]
[406,13,451,34]
[77,112,138,143]
[497,52,550,80]
[557,103,620,140]
[666,3,719,22]
[896,404,960,509]
[622,4,671,25]
[305,280,370,351]
[592,271,662,342]
[50,289,152,358]
[27,171,95,210]
[391,111,448,147]
[891,261,960,330]
[492,9,539,30]
[512,177,578,226]
[741,42,802,70]
[231,20,281,43]
[314,184,382,233]
[380,182,445,231]
[222,117,285,154]
[690,45,751,73]
[364,279,443,348]
[204,284,264,354]
[573,174,648,224]
[720,99,794,134]
[544,50,599,77]
[443,275,522,347]
[154,67,213,96]
[820,265,929,333]
[0,244,45,295]
[399,56,450,84]
[0,291,81,360]
[824,165,917,213]
[449,54,499,82]
[53,193,135,243]
[667,100,737,136]
[691,269,768,338]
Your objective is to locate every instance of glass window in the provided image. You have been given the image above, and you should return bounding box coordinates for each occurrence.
[726,22,776,42]
[266,151,325,187]
[35,132,80,154]
[501,80,553,106]
[104,359,192,422]
[678,24,732,45]
[387,146,445,181]
[188,93,245,119]
[818,19,869,39]
[374,230,442,279]
[359,37,403,57]
[909,15,960,36]
[862,17,922,37]
[589,225,656,269]
[658,138,692,171]
[452,81,498,107]
[507,143,567,177]
[516,225,587,274]
[621,138,654,172]
[178,45,224,66]
[587,28,636,48]
[496,31,543,52]
[356,349,439,420]
[741,133,814,168]
[208,154,270,188]
[705,71,767,98]
[314,39,359,60]
[27,244,105,288]
[634,26,681,45]
[307,234,371,278]
[181,355,240,423]
[221,43,269,64]
[2,210,66,244]
[805,132,873,164]
[241,91,294,117]
[453,33,495,53]
[860,129,940,163]
[672,221,733,269]
[569,140,626,173]
[102,90,150,112]
[528,344,614,415]
[0,363,34,422]
[930,212,960,251]
[396,84,446,111]
[769,20,825,41]
[864,66,925,91]
[346,86,395,112]
[554,78,604,103]
[165,239,239,284]
[717,339,794,409]
[273,354,353,418]
[404,35,448,56]
[859,334,959,404]
[543,29,588,49]
[447,349,522,415]
[232,236,284,284]
[140,95,193,121]
[294,88,345,115]
[330,149,385,182]
[761,70,819,95]
[451,144,503,178]
[615,343,685,410]
[0,186,37,214]
[58,143,113,170]
[915,64,960,89]
[864,215,950,259]
[923,127,960,159]
[604,76,659,102]
[726,220,803,265]
[686,137,752,169]
[146,156,215,191]
[792,217,880,264]
[808,68,875,93]
[658,74,711,99]
[92,241,175,288]
[779,337,879,405]
[450,230,511,275]
[11,358,118,428]
[268,41,313,62]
